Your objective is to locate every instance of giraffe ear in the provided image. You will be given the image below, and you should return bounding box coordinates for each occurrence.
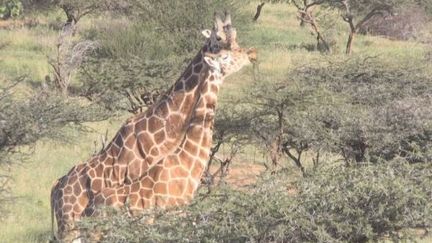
[204,56,217,69]
[224,11,232,25]
[203,56,213,65]
[215,13,224,31]
[201,29,212,38]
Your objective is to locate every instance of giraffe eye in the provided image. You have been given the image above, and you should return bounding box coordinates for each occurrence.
[216,36,222,41]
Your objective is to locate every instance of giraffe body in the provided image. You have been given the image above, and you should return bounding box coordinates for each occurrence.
[50,49,212,242]
[50,13,252,242]
[89,47,257,216]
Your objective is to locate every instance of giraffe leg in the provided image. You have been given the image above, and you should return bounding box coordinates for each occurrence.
[60,217,88,243]
[52,179,91,241]
[50,179,60,242]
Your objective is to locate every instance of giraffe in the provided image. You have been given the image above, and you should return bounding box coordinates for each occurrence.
[50,13,239,242]
[89,47,257,217]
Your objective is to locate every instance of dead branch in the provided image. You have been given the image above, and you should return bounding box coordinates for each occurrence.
[48,29,98,96]
[293,0,331,52]
[126,88,160,114]
[253,2,266,21]
[0,77,23,101]
[282,142,306,177]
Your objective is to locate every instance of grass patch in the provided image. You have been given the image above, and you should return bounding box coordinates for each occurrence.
[0,116,127,242]
[0,28,55,80]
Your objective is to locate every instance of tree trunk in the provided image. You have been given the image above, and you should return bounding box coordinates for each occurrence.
[312,149,320,170]
[317,33,331,53]
[253,2,265,21]
[283,147,306,177]
[61,4,77,25]
[311,22,331,53]
[269,109,284,168]
[299,12,306,27]
[295,1,331,53]
[270,140,281,167]
[346,30,355,55]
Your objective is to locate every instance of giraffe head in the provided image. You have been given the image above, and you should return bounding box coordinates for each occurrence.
[203,47,257,79]
[201,12,239,52]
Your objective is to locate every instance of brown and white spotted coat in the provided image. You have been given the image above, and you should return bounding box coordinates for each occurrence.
[50,13,240,242]
[90,47,257,213]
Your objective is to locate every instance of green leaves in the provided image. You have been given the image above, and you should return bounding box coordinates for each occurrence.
[83,160,432,242]
[0,0,23,20]
[287,55,432,164]
[78,0,247,113]
[0,83,111,159]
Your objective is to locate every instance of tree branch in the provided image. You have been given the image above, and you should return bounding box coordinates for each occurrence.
[253,2,266,21]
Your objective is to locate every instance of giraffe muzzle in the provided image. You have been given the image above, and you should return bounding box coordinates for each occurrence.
[247,48,257,63]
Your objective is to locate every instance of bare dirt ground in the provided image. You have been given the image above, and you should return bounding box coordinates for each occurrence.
[225,163,266,187]
[207,162,266,188]
[0,18,39,29]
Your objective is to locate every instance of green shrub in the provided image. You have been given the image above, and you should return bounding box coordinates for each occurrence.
[296,159,432,242]
[246,55,432,169]
[0,81,111,215]
[82,159,432,242]
[214,52,432,178]
[299,55,432,164]
[78,0,249,113]
[0,0,23,20]
[359,6,430,40]
[0,89,110,154]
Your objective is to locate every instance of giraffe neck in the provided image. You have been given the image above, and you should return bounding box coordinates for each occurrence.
[132,46,211,160]
[87,70,224,212]
[85,46,214,188]
[188,70,222,158]
[170,69,223,193]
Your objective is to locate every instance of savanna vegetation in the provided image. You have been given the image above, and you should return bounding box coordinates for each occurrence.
[0,0,431,242]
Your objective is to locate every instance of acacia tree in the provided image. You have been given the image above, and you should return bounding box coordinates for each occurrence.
[51,0,131,35]
[242,78,324,175]
[291,0,332,52]
[201,105,252,190]
[290,54,432,165]
[0,78,111,215]
[53,0,105,26]
[79,0,245,113]
[359,5,431,40]
[324,0,416,54]
[264,0,332,52]
[253,2,266,21]
[48,31,98,96]
[272,0,431,54]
